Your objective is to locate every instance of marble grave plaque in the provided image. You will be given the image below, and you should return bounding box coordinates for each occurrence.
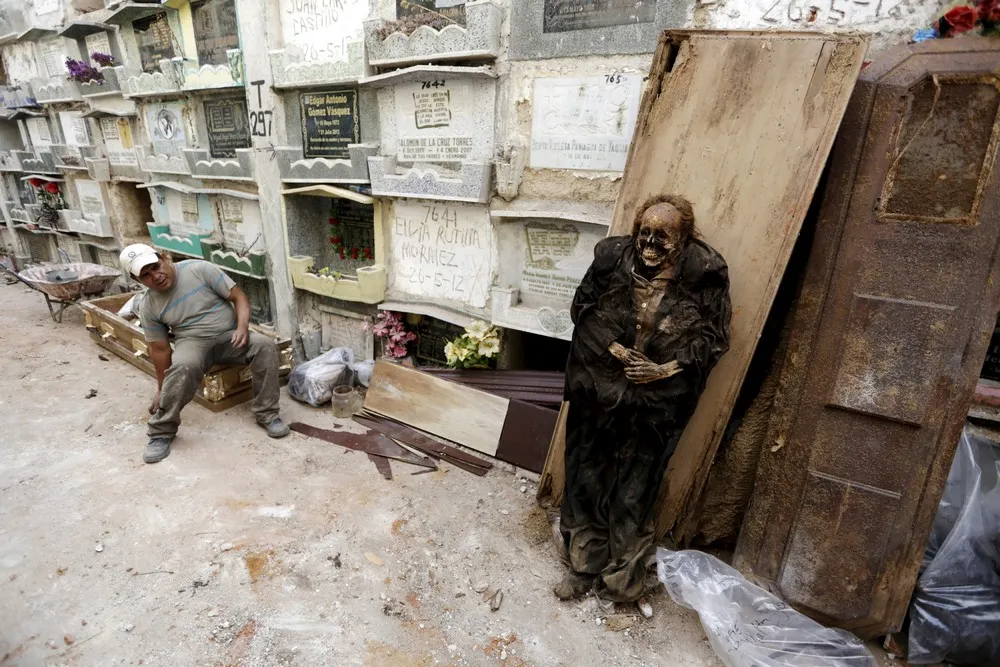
[394,80,475,163]
[192,0,239,66]
[204,97,251,159]
[100,118,139,167]
[300,89,360,160]
[543,0,655,33]
[530,74,642,171]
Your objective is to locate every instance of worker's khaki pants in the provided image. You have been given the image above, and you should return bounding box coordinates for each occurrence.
[147,331,281,438]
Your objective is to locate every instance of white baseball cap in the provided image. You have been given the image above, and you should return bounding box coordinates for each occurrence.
[120,243,160,277]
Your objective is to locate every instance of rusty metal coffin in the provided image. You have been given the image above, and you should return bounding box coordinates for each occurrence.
[734,40,1000,638]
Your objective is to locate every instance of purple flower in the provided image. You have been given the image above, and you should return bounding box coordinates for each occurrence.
[91,52,116,67]
[65,57,104,83]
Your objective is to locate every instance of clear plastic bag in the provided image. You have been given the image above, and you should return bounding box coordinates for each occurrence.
[287,347,354,407]
[907,425,1000,665]
[657,549,876,667]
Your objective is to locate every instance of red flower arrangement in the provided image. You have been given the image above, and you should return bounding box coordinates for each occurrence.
[981,0,1000,22]
[327,216,374,262]
[945,5,977,31]
[935,1,1000,36]
[28,179,64,228]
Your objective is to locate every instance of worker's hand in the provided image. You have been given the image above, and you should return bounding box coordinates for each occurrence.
[231,325,249,349]
[608,342,630,362]
[148,389,161,415]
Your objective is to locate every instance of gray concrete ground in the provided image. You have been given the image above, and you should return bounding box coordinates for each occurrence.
[0,283,721,666]
[0,283,911,667]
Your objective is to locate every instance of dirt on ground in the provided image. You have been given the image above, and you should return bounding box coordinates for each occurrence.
[0,284,722,666]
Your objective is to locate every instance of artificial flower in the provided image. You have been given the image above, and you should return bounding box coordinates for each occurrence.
[464,320,491,341]
[980,0,1000,23]
[91,52,116,67]
[478,337,500,358]
[45,182,59,194]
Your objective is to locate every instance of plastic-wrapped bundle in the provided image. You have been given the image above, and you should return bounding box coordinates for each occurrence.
[657,548,876,667]
[287,348,354,407]
[907,425,1000,666]
[287,347,376,406]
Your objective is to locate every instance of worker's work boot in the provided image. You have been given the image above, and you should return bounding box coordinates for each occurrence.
[553,572,594,600]
[259,417,290,439]
[143,436,173,464]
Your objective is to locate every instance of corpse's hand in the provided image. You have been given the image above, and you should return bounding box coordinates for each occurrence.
[231,325,249,349]
[608,342,631,363]
[624,349,682,384]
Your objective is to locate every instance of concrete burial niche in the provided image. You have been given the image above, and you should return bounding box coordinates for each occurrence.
[0,116,27,172]
[200,193,266,279]
[17,174,70,232]
[364,0,501,69]
[59,21,125,98]
[269,0,368,89]
[20,115,61,175]
[277,87,380,184]
[363,65,496,203]
[111,0,243,96]
[297,294,376,361]
[31,35,85,103]
[158,94,255,181]
[2,173,36,226]
[384,198,495,315]
[85,109,146,182]
[509,0,689,60]
[143,183,215,258]
[136,99,194,176]
[282,185,387,305]
[51,109,95,173]
[59,175,114,237]
[490,203,609,340]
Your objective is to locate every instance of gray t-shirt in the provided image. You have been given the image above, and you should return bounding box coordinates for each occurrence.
[138,260,237,342]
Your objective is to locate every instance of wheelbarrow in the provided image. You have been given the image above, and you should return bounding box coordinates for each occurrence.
[3,262,122,323]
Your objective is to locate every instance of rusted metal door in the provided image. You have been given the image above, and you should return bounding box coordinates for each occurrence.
[735,41,1000,638]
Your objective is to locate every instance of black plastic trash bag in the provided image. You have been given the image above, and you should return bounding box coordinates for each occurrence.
[907,425,1000,665]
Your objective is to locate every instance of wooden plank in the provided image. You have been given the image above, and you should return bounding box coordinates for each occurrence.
[603,31,867,540]
[495,399,559,473]
[354,413,493,475]
[537,401,569,506]
[363,360,510,456]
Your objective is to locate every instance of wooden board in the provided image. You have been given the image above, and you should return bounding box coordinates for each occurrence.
[539,31,867,539]
[495,399,559,473]
[537,401,569,506]
[364,360,510,456]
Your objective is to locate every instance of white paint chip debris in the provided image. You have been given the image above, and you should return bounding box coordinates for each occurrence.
[257,505,295,518]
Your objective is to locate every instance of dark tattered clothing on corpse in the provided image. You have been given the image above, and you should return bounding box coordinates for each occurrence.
[560,236,731,602]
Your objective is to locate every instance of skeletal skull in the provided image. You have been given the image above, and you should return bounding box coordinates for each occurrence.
[635,203,684,275]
